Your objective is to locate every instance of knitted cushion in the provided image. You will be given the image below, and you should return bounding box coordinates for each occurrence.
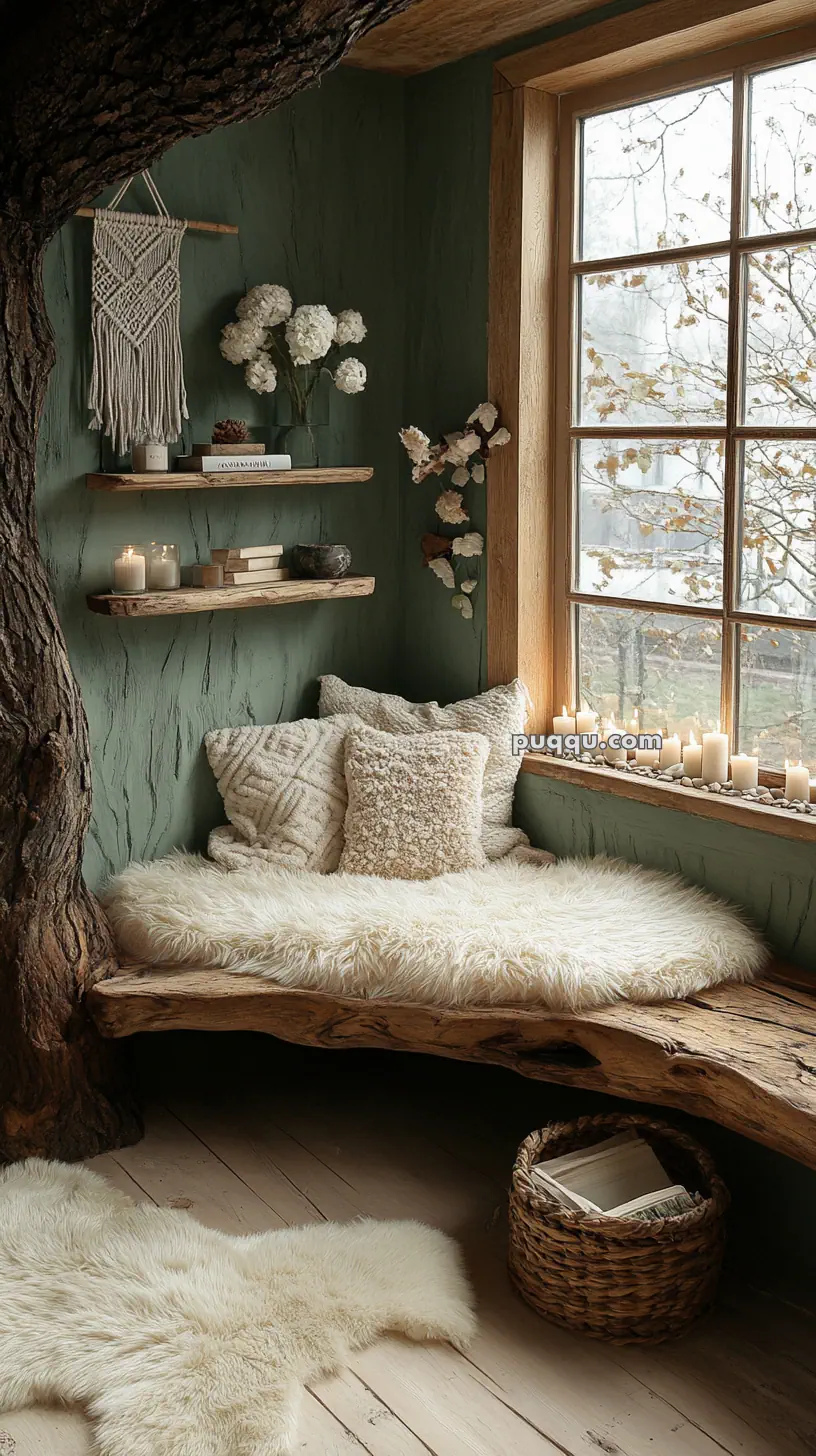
[205,714,361,873]
[319,676,529,860]
[340,725,489,880]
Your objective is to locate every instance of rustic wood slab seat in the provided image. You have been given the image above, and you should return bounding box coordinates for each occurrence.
[88,960,816,1171]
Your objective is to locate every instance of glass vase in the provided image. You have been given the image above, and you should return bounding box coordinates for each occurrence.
[277,421,323,468]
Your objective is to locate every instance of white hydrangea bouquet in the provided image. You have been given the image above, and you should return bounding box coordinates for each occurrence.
[399,403,510,620]
[220,284,367,427]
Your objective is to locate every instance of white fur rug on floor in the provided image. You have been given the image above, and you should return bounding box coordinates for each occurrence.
[105,852,767,1011]
[0,1159,475,1456]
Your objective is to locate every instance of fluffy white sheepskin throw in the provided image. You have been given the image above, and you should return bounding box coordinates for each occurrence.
[0,1159,475,1456]
[104,853,767,1010]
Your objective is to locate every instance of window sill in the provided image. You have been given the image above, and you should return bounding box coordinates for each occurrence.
[520,754,816,842]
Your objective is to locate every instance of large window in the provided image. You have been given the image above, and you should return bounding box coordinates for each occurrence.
[555,50,816,775]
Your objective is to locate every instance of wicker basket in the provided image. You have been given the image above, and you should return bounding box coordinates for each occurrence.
[508,1113,729,1344]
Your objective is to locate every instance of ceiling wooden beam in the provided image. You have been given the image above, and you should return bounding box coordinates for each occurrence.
[345,0,604,75]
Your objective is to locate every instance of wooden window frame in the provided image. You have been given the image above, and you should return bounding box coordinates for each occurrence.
[487,0,816,839]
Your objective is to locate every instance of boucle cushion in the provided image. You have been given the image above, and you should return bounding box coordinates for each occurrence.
[319,675,529,859]
[205,714,361,873]
[340,725,489,880]
[105,854,769,1012]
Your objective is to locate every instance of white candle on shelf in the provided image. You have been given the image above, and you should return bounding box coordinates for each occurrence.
[553,704,577,735]
[702,727,729,785]
[147,545,181,590]
[113,546,146,593]
[604,718,627,764]
[682,731,703,779]
[785,760,811,802]
[730,753,759,792]
[659,734,682,770]
[635,743,660,766]
[575,704,598,736]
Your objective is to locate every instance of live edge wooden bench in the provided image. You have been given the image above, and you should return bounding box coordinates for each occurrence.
[88,960,816,1172]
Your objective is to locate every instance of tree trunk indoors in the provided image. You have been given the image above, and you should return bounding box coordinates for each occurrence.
[0,0,414,1161]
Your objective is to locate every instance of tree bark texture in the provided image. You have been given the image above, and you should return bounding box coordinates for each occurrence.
[0,0,415,1161]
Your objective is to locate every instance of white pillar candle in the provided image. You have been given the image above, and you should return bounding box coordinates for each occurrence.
[113,546,146,593]
[682,732,703,779]
[553,705,577,735]
[701,729,729,785]
[730,753,759,792]
[575,706,597,736]
[634,744,660,767]
[604,719,627,764]
[785,760,811,802]
[147,549,181,590]
[659,734,682,769]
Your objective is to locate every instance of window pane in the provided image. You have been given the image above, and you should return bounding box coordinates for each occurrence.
[738,625,816,769]
[747,58,816,237]
[579,258,729,425]
[577,604,722,736]
[580,84,732,261]
[740,441,816,618]
[743,244,816,424]
[577,439,724,605]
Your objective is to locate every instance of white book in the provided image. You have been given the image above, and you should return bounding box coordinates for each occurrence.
[211,545,284,561]
[178,454,292,472]
[214,553,283,572]
[223,567,291,586]
[537,1131,639,1180]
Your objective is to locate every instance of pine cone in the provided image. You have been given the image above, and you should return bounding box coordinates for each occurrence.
[212,418,251,445]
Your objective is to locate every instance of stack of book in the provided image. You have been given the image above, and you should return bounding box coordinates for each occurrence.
[210,544,289,585]
[529,1130,699,1221]
[176,443,292,473]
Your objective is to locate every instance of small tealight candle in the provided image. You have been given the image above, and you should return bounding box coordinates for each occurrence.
[785,760,811,802]
[730,753,759,792]
[604,717,627,764]
[553,704,577,735]
[575,704,598,736]
[702,726,729,785]
[112,545,146,594]
[682,731,703,779]
[659,733,682,770]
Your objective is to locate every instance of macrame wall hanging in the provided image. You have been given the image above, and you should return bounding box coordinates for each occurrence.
[87,173,189,455]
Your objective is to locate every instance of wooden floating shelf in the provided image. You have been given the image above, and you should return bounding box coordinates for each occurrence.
[87,575,375,617]
[87,467,374,491]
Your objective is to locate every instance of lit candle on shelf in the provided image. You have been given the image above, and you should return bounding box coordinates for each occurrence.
[112,545,146,593]
[575,704,598,736]
[635,742,660,766]
[553,704,577,735]
[701,726,729,785]
[730,753,759,792]
[785,760,811,802]
[659,733,682,770]
[604,717,627,764]
[682,731,703,779]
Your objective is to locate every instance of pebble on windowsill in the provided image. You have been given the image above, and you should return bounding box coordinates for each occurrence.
[540,747,815,816]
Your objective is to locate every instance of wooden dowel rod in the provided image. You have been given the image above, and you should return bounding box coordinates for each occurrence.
[75,207,238,236]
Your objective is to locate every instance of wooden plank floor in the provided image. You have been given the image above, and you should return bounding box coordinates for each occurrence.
[4,1037,815,1456]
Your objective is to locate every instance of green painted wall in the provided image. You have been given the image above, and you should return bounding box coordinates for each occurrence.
[38,68,404,890]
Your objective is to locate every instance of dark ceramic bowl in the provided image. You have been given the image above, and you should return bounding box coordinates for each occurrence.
[291,543,352,579]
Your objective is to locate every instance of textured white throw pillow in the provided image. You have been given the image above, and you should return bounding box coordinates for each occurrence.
[205,714,361,873]
[320,675,529,859]
[340,725,489,880]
